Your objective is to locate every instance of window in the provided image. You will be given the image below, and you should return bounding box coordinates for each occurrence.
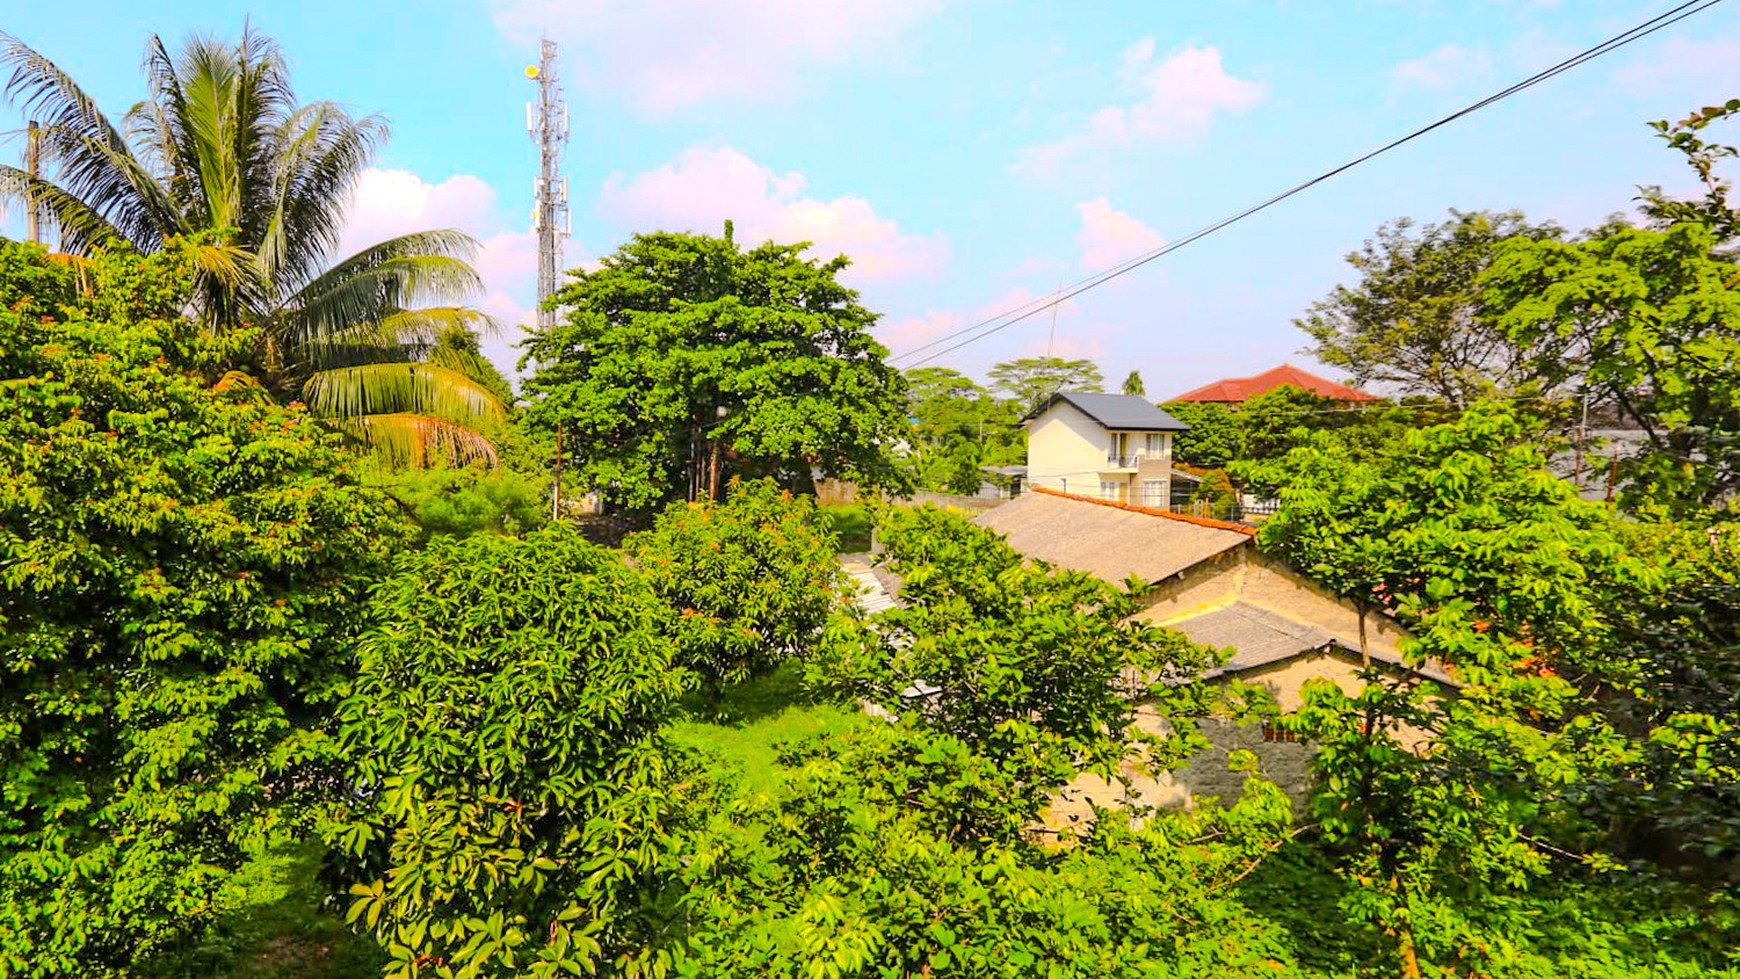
[1144,433,1167,457]
[1099,480,1127,503]
[1142,480,1166,508]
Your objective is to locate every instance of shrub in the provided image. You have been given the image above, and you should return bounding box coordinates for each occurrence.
[362,460,549,537]
[0,241,408,977]
[626,478,845,688]
[332,525,688,978]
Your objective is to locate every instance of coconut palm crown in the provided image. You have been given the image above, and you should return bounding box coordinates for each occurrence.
[0,28,507,463]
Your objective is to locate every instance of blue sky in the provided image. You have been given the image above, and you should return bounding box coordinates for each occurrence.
[4,0,1738,398]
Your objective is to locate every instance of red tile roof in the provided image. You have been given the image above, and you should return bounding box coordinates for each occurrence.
[1169,364,1378,404]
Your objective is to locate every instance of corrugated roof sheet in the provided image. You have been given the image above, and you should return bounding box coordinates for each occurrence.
[1169,364,1378,403]
[973,489,1250,585]
[1023,392,1189,431]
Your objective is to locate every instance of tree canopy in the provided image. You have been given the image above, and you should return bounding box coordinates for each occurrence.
[987,356,1104,412]
[1482,221,1740,514]
[520,228,909,511]
[1296,209,1563,406]
[0,239,407,976]
[0,28,507,463]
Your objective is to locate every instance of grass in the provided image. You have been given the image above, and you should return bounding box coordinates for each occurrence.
[132,667,859,978]
[819,503,873,553]
[666,663,868,795]
[137,842,385,979]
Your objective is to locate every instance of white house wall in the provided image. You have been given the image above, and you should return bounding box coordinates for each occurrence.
[1026,400,1112,496]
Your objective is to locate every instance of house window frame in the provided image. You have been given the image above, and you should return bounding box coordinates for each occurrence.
[1098,479,1127,503]
[1141,479,1166,508]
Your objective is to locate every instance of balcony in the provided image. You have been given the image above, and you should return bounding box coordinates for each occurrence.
[1105,453,1143,469]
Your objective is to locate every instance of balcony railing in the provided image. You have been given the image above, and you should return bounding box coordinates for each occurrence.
[1104,452,1150,468]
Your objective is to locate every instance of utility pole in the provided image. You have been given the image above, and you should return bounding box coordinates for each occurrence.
[24,120,42,244]
[526,39,570,332]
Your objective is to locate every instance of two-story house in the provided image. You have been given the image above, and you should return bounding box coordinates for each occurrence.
[1021,392,1189,508]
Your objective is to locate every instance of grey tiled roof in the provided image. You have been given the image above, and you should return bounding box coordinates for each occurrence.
[1170,601,1455,685]
[1023,392,1189,431]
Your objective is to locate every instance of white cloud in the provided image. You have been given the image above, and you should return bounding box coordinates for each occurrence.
[879,310,961,354]
[600,144,949,281]
[1613,35,1740,91]
[1017,42,1266,177]
[492,0,943,113]
[337,168,497,259]
[1389,44,1493,92]
[1075,197,1162,270]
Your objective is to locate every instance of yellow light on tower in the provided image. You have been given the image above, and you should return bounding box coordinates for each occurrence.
[525,65,540,79]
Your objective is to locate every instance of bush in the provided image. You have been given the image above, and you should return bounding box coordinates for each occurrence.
[0,241,408,977]
[331,525,688,978]
[362,460,549,537]
[626,478,845,688]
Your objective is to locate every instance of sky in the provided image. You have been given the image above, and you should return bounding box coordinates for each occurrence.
[3,0,1738,400]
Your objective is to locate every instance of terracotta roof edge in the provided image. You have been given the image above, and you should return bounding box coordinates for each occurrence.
[1029,486,1257,536]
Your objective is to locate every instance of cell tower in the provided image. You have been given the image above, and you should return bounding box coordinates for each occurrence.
[526,39,570,332]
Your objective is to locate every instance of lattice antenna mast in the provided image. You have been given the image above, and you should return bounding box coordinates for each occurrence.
[526,39,570,331]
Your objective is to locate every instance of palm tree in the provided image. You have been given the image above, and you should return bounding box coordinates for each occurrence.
[0,28,507,463]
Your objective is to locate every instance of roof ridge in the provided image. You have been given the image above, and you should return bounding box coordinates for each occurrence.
[1029,487,1257,536]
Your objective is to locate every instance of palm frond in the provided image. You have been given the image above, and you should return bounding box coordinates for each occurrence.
[339,412,500,468]
[278,243,485,348]
[0,31,179,251]
[288,306,503,371]
[378,306,504,340]
[0,164,127,252]
[212,368,275,404]
[261,102,387,291]
[302,361,507,432]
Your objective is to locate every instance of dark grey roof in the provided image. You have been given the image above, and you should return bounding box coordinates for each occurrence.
[1171,601,1455,686]
[1023,392,1189,432]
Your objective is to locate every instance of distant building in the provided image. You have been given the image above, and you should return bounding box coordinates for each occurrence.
[1168,363,1377,405]
[1020,392,1189,509]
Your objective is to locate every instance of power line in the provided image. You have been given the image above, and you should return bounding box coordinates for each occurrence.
[893,0,1726,369]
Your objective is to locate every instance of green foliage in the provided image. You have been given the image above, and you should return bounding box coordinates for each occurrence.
[0,240,408,977]
[520,229,909,510]
[361,461,548,537]
[987,355,1104,413]
[0,30,506,463]
[1120,368,1145,396]
[1296,209,1564,405]
[819,503,873,553]
[1237,385,1348,461]
[332,526,687,978]
[1482,221,1740,515]
[811,506,1220,840]
[670,720,1306,979]
[1164,400,1241,468]
[137,843,385,979]
[1639,98,1740,246]
[627,478,846,688]
[1249,402,1689,974]
[900,367,1023,494]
